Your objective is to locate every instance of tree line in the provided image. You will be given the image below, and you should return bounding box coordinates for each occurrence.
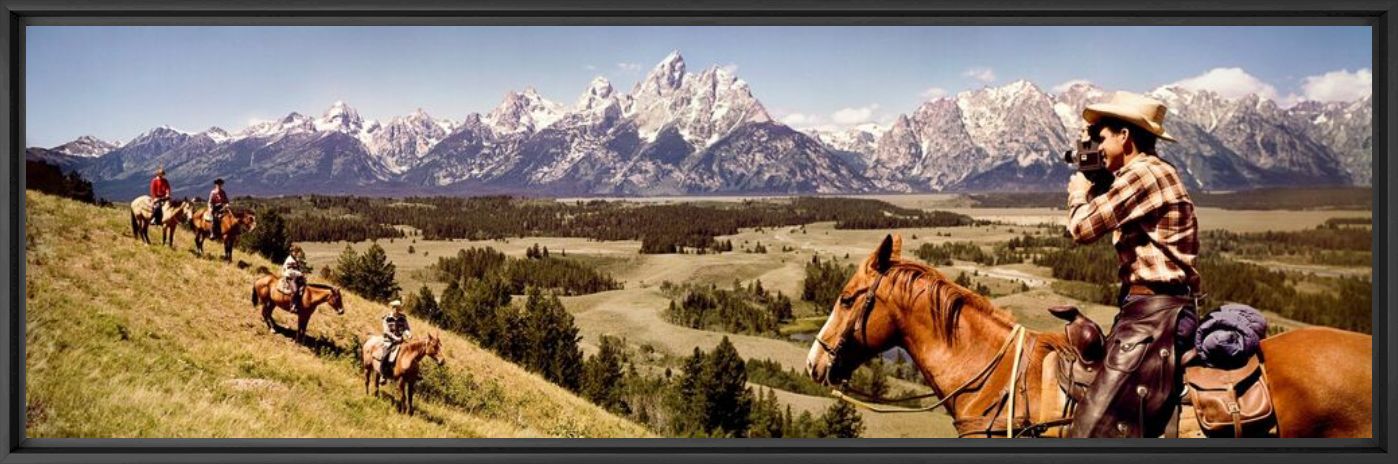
[432,245,622,296]
[238,195,974,255]
[1031,238,1372,333]
[966,187,1372,211]
[26,160,95,204]
[661,280,794,336]
[802,255,855,310]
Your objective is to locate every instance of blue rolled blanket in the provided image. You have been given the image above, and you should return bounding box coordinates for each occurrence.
[1195,303,1268,369]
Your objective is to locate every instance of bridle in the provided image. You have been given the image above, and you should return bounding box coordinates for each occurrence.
[815,272,885,366]
[817,268,1049,438]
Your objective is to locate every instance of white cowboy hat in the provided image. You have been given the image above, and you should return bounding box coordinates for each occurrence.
[1083,91,1177,142]
[389,300,403,308]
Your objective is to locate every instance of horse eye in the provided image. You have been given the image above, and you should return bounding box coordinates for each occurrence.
[839,296,856,307]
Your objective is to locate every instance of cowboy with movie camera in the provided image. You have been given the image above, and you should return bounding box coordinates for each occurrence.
[1063,91,1203,438]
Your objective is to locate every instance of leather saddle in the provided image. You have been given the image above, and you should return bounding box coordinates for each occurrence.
[1048,305,1106,405]
[1047,304,1276,438]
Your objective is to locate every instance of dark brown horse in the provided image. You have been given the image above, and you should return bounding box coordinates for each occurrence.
[193,207,256,261]
[806,234,1372,438]
[361,333,444,416]
[129,195,194,247]
[250,275,345,344]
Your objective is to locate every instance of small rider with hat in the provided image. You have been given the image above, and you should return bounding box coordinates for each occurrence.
[208,178,229,240]
[1064,91,1202,438]
[149,167,172,224]
[281,245,307,313]
[379,300,412,384]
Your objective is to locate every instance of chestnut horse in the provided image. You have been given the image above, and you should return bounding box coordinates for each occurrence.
[250,275,345,344]
[361,333,444,416]
[129,196,194,247]
[192,207,256,261]
[806,234,1372,438]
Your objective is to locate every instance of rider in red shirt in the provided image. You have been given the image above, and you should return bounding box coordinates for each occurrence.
[208,178,229,240]
[149,168,171,224]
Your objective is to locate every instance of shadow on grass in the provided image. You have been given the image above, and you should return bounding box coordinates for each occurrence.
[267,323,352,359]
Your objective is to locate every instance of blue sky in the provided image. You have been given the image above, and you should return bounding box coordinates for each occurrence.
[26,26,1371,147]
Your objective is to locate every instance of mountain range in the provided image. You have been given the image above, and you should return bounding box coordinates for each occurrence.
[27,51,1371,199]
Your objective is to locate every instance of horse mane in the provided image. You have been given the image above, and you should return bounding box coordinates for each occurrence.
[306,283,337,292]
[883,259,1016,341]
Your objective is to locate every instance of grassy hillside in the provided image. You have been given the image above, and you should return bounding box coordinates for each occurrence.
[23,191,652,438]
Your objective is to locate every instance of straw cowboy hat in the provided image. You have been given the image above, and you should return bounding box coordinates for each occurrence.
[1083,91,1177,142]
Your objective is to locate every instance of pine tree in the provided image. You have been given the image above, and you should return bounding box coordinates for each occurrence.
[438,279,467,334]
[816,401,865,438]
[793,410,817,438]
[582,335,628,414]
[746,388,784,438]
[239,208,292,263]
[700,336,752,437]
[335,243,400,303]
[406,284,441,326]
[332,245,363,290]
[667,347,706,436]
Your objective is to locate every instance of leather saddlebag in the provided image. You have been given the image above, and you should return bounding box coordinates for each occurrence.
[1184,354,1276,437]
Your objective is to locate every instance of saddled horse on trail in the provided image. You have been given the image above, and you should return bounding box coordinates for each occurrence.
[129,196,194,247]
[192,207,256,261]
[250,274,345,344]
[806,234,1372,438]
[361,333,444,416]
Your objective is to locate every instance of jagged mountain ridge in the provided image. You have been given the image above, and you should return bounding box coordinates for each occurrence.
[34,51,1370,198]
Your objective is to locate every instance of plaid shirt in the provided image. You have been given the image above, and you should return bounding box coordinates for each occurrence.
[1067,155,1202,294]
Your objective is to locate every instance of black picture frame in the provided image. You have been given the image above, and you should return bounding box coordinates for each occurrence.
[1,0,1392,462]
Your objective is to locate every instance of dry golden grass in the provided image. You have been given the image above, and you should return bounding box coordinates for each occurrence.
[24,191,651,438]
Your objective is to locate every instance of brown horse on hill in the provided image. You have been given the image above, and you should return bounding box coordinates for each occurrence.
[129,196,194,247]
[806,234,1372,438]
[250,275,345,344]
[192,207,256,261]
[361,333,444,416]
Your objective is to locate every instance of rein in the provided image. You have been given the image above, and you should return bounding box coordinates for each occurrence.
[825,269,1068,437]
[833,324,1025,415]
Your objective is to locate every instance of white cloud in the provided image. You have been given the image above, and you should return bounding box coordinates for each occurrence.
[920,87,948,99]
[963,67,996,84]
[1300,68,1371,102]
[616,62,643,73]
[1168,67,1280,101]
[831,104,880,125]
[780,113,812,126]
[1052,79,1093,93]
[720,63,740,74]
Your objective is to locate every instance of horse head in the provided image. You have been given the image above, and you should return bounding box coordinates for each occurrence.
[425,333,444,366]
[174,201,194,222]
[237,210,257,233]
[806,233,906,386]
[327,287,345,315]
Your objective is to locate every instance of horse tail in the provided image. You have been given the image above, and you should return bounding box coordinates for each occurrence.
[129,210,139,237]
[251,282,260,308]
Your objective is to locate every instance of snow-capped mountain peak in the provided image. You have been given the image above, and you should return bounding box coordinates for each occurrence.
[314,100,366,134]
[576,76,618,112]
[485,88,565,134]
[50,135,119,158]
[200,127,232,143]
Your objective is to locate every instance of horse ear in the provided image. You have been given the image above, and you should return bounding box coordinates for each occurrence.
[890,233,903,259]
[873,234,895,273]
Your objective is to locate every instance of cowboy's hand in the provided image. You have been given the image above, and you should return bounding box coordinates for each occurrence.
[1068,172,1093,195]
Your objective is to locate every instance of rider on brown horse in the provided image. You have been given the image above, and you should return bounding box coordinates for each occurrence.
[208,178,230,240]
[1065,91,1202,438]
[281,246,307,313]
[149,168,172,224]
[379,300,411,385]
